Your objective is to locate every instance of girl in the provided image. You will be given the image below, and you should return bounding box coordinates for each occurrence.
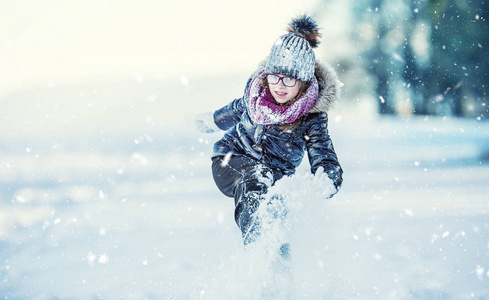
[196,15,343,247]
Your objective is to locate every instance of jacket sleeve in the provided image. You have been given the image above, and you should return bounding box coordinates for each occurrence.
[213,97,247,131]
[305,112,343,189]
[213,78,251,131]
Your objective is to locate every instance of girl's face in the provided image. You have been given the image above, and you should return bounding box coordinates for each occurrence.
[267,74,301,105]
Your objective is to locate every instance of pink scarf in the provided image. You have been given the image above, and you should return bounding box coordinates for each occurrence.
[248,70,319,125]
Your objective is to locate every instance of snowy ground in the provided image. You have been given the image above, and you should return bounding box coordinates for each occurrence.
[1,77,489,299]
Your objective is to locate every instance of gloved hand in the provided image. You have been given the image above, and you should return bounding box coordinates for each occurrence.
[194,112,220,133]
[312,167,338,199]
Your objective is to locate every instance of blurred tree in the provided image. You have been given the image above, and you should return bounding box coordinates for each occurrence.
[349,0,488,118]
[427,0,488,118]
[402,0,431,115]
[352,0,412,115]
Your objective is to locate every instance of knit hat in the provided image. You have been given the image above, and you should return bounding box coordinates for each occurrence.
[265,15,321,82]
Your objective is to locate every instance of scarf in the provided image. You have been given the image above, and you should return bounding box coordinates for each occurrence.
[248,69,319,125]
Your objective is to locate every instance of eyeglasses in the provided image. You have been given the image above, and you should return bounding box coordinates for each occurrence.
[266,74,299,87]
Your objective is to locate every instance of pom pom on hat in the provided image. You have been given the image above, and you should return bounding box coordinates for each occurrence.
[287,14,321,48]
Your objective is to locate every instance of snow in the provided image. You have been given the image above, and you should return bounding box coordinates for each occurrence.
[0,75,488,299]
[1,0,487,297]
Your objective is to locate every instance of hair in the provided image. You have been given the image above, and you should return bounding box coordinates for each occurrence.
[259,76,311,132]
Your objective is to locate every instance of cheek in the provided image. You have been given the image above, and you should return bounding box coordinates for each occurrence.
[289,86,301,98]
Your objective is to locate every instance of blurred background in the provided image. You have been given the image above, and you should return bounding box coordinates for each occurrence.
[1,0,487,126]
[1,0,489,299]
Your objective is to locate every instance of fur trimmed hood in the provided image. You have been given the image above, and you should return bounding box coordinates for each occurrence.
[253,59,342,113]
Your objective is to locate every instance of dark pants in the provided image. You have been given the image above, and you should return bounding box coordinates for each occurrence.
[212,155,278,245]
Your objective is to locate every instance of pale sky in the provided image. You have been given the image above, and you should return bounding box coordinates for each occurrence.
[0,0,322,97]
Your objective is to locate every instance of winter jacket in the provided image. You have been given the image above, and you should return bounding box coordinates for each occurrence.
[211,60,343,189]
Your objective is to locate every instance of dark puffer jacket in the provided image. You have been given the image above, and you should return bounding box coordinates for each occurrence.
[211,61,343,189]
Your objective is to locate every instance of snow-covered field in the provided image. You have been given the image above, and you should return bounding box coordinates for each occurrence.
[1,77,489,299]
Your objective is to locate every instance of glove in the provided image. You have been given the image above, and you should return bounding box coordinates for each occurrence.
[313,167,338,199]
[194,112,220,133]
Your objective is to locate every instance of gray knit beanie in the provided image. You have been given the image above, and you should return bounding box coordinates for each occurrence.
[265,15,321,82]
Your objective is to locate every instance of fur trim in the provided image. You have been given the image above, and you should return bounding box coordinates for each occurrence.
[309,60,342,113]
[252,59,342,113]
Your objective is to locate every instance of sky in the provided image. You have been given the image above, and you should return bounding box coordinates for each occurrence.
[0,0,324,99]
